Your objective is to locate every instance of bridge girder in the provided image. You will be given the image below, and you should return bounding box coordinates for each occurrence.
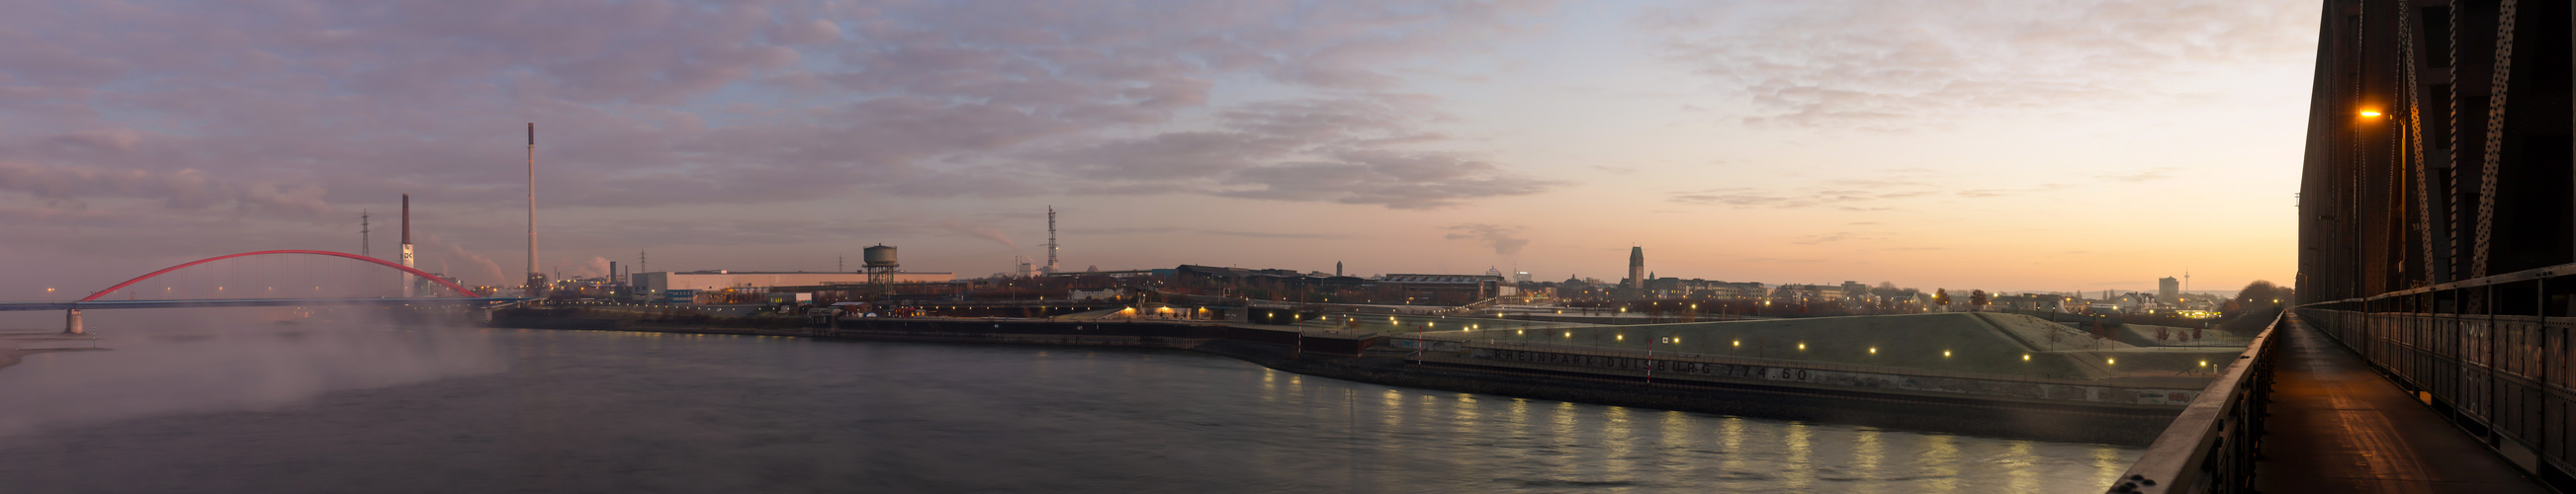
[2300,0,2575,308]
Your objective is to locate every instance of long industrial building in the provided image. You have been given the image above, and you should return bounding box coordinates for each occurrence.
[632,271,954,293]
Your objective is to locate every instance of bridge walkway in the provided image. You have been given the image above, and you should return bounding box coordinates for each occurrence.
[2253,316,2545,493]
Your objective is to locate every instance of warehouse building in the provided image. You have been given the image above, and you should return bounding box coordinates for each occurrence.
[632,270,955,294]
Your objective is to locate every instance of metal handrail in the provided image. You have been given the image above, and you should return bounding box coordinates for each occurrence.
[2101,311,2283,493]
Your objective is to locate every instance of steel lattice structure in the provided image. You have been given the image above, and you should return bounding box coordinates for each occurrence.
[2300,0,2571,303]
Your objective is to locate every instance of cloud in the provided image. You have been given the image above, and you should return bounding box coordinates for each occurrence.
[0,161,342,223]
[939,221,1017,250]
[1641,1,2317,128]
[1444,223,1532,255]
[1670,186,1921,209]
[1038,96,1561,208]
[2099,167,2181,182]
[1791,232,1857,245]
[0,0,1568,221]
[1070,226,1352,240]
[582,256,614,279]
[412,232,507,288]
[1667,168,1955,208]
[1669,190,1797,207]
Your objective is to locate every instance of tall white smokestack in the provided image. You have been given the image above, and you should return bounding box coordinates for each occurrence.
[1045,206,1058,275]
[401,194,415,297]
[526,123,539,296]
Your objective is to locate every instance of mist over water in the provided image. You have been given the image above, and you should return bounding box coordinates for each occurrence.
[0,308,503,436]
[0,319,2139,492]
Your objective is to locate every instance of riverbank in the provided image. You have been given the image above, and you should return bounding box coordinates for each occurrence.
[1195,340,2173,445]
[494,313,2181,445]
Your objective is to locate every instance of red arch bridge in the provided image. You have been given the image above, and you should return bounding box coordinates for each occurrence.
[0,250,527,333]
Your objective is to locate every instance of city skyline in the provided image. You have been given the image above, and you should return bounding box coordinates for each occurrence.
[0,0,2315,296]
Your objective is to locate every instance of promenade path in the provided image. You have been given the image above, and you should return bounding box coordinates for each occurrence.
[2253,316,2547,493]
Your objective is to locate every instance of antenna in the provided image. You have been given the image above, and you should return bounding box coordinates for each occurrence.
[360,209,370,258]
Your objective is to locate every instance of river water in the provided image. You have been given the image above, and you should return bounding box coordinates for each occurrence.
[0,321,2138,492]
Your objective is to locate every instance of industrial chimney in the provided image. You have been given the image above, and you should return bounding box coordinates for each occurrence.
[401,194,415,297]
[526,123,541,296]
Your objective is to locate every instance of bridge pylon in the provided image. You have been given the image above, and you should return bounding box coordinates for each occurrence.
[63,308,81,334]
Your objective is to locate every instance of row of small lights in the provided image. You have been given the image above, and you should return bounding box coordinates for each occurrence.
[1458,331,2170,368]
[596,301,2206,370]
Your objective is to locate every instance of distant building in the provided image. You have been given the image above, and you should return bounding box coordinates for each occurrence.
[1169,265,1366,301]
[1174,265,1311,291]
[1626,247,1645,298]
[1378,274,1505,305]
[632,271,954,294]
[1514,271,1533,284]
[2159,277,2180,299]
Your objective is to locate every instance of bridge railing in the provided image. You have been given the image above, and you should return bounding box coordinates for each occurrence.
[2286,262,2576,490]
[2103,311,2282,494]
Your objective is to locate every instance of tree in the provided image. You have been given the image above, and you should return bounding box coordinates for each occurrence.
[2236,281,2281,305]
[1969,289,1990,308]
[1933,288,1951,307]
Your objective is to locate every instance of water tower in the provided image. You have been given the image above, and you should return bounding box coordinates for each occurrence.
[862,244,898,302]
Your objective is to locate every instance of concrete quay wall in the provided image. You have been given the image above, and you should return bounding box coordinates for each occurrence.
[489,315,2180,444]
[1402,343,2204,409]
[1200,341,2179,446]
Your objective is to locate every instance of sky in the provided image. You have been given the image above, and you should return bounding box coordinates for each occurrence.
[0,0,2320,299]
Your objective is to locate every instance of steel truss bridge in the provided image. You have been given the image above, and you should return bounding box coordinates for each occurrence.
[2111,1,2574,493]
